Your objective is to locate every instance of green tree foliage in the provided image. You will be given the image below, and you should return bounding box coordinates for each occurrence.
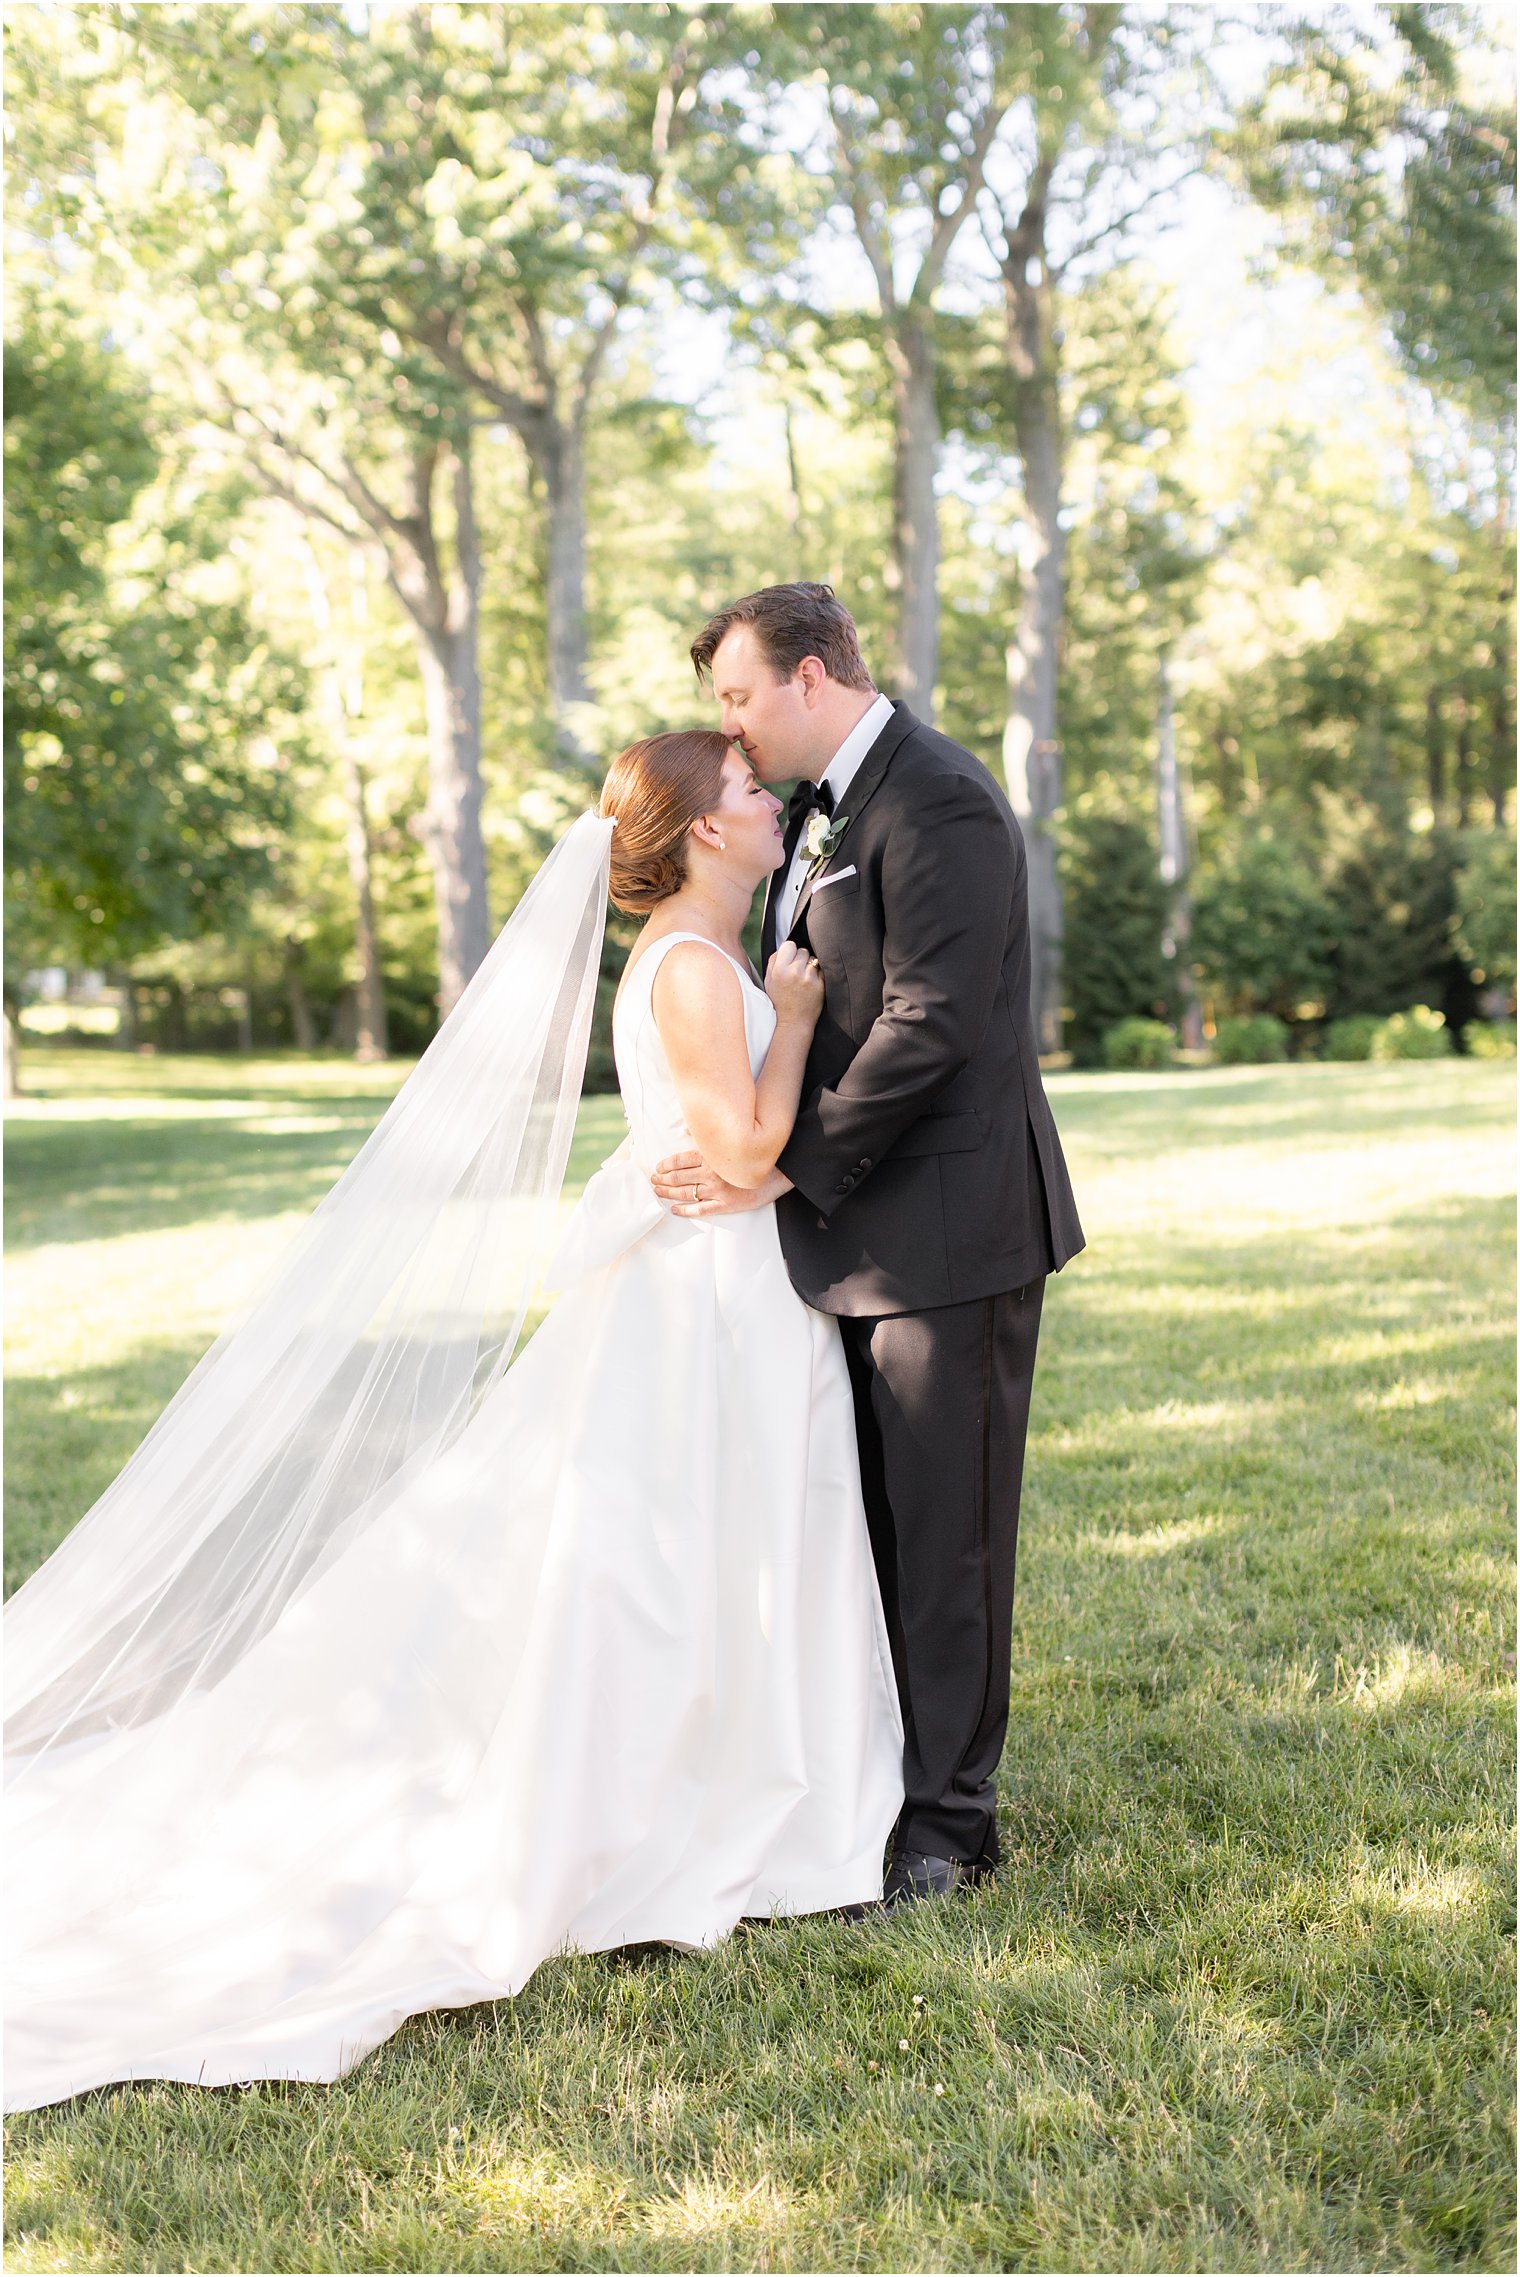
[1190,827,1338,1027]
[126,0,763,748]
[751,3,1030,712]
[1320,807,1476,1029]
[1,3,1510,1059]
[3,312,299,986]
[1179,362,1511,834]
[1207,3,1515,842]
[1191,805,1486,1042]
[1234,2,1516,424]
[1452,827,1518,996]
[1059,270,1208,810]
[1059,809,1178,1064]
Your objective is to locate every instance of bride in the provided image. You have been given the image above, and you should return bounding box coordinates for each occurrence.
[3,729,904,2115]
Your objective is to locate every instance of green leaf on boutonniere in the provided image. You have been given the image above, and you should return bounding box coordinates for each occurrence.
[802,812,847,878]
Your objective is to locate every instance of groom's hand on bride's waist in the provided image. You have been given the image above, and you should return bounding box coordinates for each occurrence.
[652,1152,793,1218]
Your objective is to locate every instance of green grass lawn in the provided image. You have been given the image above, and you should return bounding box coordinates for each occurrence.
[4,1048,1515,2274]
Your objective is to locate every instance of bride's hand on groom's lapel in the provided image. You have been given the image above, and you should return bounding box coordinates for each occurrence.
[652,1151,793,1218]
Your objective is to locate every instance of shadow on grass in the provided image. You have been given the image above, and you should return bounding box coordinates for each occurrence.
[9,1190,1511,1605]
[1047,1059,1515,1157]
[5,1096,630,1254]
[1046,1188,1513,1370]
[3,1113,387,1252]
[9,1048,412,1103]
[4,1337,211,1599]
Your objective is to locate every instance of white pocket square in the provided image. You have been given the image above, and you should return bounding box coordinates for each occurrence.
[809,864,857,893]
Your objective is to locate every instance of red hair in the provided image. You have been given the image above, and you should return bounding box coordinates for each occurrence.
[599,730,731,916]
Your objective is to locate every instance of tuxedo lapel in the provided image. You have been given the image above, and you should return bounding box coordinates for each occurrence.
[789,701,918,940]
[761,868,780,966]
[763,788,812,964]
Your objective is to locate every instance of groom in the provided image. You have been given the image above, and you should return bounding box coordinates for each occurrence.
[653,582,1084,1907]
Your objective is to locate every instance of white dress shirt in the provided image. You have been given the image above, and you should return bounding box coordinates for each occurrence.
[773,690,896,941]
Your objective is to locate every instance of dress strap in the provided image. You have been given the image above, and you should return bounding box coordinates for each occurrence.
[616,931,753,1015]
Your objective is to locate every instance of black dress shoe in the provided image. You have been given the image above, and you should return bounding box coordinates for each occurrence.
[882,1849,991,1910]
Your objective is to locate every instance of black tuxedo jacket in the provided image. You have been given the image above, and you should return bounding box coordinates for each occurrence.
[763,701,1085,1317]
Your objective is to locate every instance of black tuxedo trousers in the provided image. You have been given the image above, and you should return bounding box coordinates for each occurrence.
[840,1121,1056,1862]
[839,1276,1045,1864]
[762,703,1084,1865]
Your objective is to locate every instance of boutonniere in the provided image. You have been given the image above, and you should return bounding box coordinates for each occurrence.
[802,811,848,879]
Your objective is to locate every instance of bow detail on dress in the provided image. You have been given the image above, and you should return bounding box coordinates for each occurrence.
[543,1136,668,1291]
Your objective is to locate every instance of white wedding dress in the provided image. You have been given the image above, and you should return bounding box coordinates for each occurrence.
[4,931,903,2113]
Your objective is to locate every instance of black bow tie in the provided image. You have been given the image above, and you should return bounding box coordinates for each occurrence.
[788,778,835,826]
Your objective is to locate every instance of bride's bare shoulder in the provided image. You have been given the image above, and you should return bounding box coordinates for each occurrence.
[614,921,672,1013]
[652,936,748,1035]
[616,924,734,1019]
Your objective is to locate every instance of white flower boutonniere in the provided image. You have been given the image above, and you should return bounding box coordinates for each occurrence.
[802,811,848,879]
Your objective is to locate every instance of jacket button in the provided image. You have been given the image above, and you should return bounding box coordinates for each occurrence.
[856,1158,871,1173]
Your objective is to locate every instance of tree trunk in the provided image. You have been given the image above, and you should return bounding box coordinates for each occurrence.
[539,416,594,764]
[1455,681,1473,826]
[331,987,358,1054]
[342,744,389,1062]
[236,984,255,1055]
[1492,495,1514,825]
[338,551,388,1062]
[1425,686,1446,818]
[783,398,807,552]
[109,966,137,1050]
[3,1003,20,1099]
[285,947,319,1052]
[303,540,390,1060]
[416,629,491,1017]
[386,437,493,1017]
[1156,651,1203,1049]
[1492,652,1513,827]
[886,317,940,718]
[425,322,595,770]
[999,160,1067,1054]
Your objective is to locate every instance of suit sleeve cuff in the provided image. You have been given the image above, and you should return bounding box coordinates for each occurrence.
[777,1128,869,1220]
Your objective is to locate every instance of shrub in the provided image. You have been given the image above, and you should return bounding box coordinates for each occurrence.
[1102,1016,1175,1070]
[1452,830,1518,998]
[1370,1006,1452,1060]
[1213,1013,1289,1064]
[1321,812,1475,1032]
[1464,1019,1517,1060]
[1191,832,1336,1023]
[1060,812,1177,1066]
[1323,1014,1383,1061]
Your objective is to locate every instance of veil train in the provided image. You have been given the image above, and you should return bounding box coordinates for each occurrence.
[4,812,615,1780]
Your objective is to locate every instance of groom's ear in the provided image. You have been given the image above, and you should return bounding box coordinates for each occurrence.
[796,656,828,705]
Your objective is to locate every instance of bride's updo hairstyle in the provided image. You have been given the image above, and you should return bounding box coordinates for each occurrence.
[599,729,732,915]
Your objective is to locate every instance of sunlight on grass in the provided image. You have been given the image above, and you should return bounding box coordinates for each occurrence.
[1084,1513,1230,1558]
[1360,1377,1446,1409]
[646,2171,798,2243]
[1338,1643,1453,1711]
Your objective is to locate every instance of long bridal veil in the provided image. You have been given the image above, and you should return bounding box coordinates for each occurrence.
[5,812,615,1781]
